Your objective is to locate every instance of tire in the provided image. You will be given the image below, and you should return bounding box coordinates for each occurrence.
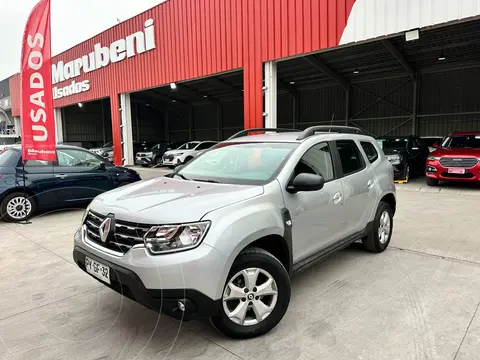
[184,156,193,164]
[362,201,393,253]
[404,165,410,180]
[426,177,439,186]
[210,247,291,339]
[0,192,36,222]
[155,157,163,166]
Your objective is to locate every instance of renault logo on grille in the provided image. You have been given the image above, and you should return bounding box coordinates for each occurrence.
[99,215,115,243]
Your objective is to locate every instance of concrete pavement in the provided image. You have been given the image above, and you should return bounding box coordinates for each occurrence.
[1,180,480,359]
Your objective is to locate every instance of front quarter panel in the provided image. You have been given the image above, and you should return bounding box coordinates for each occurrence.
[201,181,286,299]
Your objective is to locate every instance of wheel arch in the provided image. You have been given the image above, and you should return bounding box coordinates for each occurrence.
[380,192,396,215]
[0,187,37,204]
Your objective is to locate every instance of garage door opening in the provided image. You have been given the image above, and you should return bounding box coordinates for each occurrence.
[130,70,244,147]
[276,19,480,137]
[62,98,112,149]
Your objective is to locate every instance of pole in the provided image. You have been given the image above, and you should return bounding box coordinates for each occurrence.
[21,160,31,224]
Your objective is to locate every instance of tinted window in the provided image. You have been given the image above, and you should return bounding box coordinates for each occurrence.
[24,160,52,167]
[57,149,103,167]
[377,138,408,150]
[336,140,365,176]
[294,142,334,181]
[196,142,216,150]
[360,142,379,163]
[0,149,19,166]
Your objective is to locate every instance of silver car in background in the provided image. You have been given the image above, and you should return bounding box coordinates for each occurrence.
[73,126,396,339]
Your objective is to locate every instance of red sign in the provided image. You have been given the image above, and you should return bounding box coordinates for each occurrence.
[20,0,56,161]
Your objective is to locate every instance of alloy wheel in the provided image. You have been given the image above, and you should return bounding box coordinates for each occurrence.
[378,210,391,244]
[222,268,278,326]
[6,196,32,220]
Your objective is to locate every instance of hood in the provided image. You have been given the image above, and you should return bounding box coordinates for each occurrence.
[382,148,407,156]
[91,146,113,152]
[90,177,263,224]
[164,149,192,156]
[431,147,480,157]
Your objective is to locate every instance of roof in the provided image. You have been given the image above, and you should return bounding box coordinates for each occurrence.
[224,131,375,143]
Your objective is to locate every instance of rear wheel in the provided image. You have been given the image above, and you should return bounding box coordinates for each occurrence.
[0,192,36,222]
[210,247,291,339]
[362,201,393,253]
[426,177,439,186]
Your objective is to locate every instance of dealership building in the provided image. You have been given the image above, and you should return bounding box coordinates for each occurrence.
[8,0,480,165]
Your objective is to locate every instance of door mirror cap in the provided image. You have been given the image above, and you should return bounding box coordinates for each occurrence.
[287,173,325,194]
[432,143,439,148]
[97,162,107,171]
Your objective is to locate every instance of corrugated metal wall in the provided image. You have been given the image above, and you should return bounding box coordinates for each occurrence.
[278,67,480,137]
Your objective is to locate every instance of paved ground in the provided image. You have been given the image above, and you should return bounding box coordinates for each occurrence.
[1,170,480,360]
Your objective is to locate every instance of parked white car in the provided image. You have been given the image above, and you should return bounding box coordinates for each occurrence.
[162,141,218,167]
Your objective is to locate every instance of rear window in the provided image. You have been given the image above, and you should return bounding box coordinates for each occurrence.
[0,149,19,166]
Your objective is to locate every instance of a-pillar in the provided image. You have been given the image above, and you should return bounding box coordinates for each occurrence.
[54,108,63,143]
[120,93,134,166]
[264,61,278,128]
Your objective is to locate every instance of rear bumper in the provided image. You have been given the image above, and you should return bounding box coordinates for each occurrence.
[73,246,220,320]
[426,160,480,182]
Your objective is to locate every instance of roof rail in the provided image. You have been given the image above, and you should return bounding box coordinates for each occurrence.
[296,125,365,140]
[228,128,297,140]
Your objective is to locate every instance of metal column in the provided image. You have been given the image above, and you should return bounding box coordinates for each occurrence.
[13,117,21,137]
[120,93,134,166]
[412,78,419,135]
[54,108,63,143]
[345,86,350,126]
[264,61,278,128]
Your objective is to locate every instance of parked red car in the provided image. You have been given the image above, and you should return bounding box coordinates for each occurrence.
[425,131,480,186]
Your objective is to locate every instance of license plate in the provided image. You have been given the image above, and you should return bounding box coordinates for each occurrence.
[137,157,142,161]
[448,168,466,174]
[85,256,110,284]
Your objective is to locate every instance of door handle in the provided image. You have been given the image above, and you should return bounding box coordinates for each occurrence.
[55,174,68,179]
[367,180,374,189]
[333,192,342,204]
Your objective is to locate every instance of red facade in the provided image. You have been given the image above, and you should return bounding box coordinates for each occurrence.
[10,0,356,164]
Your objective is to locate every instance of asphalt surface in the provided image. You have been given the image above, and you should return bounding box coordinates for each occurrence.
[1,168,479,360]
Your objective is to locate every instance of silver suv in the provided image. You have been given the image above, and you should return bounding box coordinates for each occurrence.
[73,126,396,339]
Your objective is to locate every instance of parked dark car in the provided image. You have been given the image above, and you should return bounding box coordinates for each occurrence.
[421,136,444,152]
[376,135,430,181]
[0,145,141,222]
[135,141,186,167]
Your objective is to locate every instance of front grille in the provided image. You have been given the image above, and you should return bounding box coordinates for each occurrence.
[84,211,150,254]
[163,154,174,161]
[439,157,478,168]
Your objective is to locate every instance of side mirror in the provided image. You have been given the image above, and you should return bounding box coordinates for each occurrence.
[432,143,439,148]
[287,173,325,194]
[96,162,107,171]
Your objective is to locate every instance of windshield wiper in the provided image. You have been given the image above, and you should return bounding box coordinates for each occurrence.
[193,179,219,183]
[167,173,190,180]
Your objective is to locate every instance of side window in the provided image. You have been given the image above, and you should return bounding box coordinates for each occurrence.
[197,142,215,150]
[360,141,379,163]
[293,142,334,181]
[21,159,52,167]
[336,140,365,176]
[57,149,102,167]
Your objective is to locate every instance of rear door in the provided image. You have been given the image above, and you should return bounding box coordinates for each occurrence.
[54,148,113,202]
[334,139,377,235]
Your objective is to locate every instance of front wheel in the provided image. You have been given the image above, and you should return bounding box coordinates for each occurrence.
[183,156,193,164]
[362,201,393,253]
[0,192,36,222]
[210,247,291,339]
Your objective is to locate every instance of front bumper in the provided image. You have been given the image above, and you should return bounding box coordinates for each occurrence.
[73,227,227,319]
[135,157,153,166]
[73,247,220,320]
[162,157,182,166]
[426,160,480,182]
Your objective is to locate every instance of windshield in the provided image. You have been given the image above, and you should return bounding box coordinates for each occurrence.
[376,138,408,150]
[441,135,480,148]
[176,142,298,185]
[177,142,199,150]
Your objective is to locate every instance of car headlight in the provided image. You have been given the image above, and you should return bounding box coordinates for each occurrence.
[173,153,184,157]
[427,156,441,161]
[144,152,153,157]
[143,221,210,254]
[386,155,402,165]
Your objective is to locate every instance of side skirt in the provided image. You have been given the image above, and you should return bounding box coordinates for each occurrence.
[292,221,373,276]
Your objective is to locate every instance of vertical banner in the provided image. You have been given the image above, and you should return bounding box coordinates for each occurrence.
[20,0,56,161]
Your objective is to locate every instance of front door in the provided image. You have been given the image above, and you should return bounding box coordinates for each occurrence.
[335,139,377,235]
[18,159,59,208]
[54,148,113,202]
[282,142,347,263]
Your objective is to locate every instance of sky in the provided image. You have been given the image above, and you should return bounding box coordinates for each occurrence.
[0,0,166,81]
